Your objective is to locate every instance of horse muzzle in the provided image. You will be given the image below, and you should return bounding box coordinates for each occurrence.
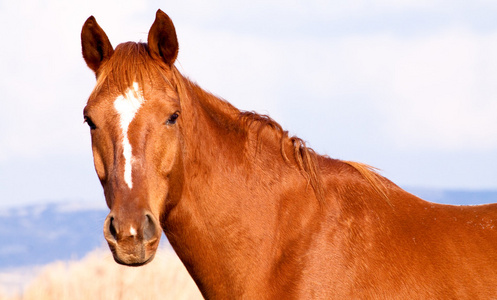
[103,211,162,266]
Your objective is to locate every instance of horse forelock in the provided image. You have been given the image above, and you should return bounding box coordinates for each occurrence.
[92,42,174,98]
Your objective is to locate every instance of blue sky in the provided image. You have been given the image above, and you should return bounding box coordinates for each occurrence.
[1,0,496,207]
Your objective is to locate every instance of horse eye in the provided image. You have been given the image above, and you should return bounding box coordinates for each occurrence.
[166,112,179,125]
[84,116,97,130]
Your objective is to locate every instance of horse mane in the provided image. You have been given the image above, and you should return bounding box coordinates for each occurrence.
[237,111,325,203]
[342,161,391,204]
[234,111,391,205]
[93,41,388,205]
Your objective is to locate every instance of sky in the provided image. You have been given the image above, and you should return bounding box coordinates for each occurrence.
[0,0,496,208]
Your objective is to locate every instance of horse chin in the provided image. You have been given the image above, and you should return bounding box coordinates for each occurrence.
[113,252,156,267]
[107,241,159,267]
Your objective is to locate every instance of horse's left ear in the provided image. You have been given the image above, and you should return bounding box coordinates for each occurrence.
[148,9,179,66]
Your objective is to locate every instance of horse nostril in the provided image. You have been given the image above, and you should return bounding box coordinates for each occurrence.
[104,215,118,243]
[109,216,118,240]
[143,213,159,242]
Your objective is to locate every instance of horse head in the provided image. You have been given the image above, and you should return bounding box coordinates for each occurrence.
[81,10,181,266]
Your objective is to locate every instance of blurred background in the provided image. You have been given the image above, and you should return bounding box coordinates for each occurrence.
[1,0,496,298]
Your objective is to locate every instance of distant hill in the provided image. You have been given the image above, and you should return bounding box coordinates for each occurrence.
[0,202,108,269]
[405,188,497,206]
[0,189,496,269]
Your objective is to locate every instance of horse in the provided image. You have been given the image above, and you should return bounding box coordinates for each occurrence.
[81,9,497,299]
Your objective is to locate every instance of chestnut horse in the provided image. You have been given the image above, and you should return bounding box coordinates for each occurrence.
[81,10,497,299]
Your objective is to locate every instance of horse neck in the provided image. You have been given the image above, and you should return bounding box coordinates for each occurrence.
[165,72,322,297]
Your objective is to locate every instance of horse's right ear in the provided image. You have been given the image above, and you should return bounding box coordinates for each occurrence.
[81,16,114,74]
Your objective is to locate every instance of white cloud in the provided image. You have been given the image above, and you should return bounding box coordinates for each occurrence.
[337,29,497,151]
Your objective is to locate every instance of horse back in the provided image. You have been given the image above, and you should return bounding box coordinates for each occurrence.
[294,160,497,298]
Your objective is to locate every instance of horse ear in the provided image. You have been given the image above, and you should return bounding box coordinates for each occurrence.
[81,16,114,74]
[148,9,179,66]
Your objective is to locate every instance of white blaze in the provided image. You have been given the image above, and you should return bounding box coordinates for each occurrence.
[129,226,137,237]
[113,82,145,189]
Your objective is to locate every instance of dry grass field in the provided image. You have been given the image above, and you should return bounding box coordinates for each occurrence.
[0,247,202,300]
